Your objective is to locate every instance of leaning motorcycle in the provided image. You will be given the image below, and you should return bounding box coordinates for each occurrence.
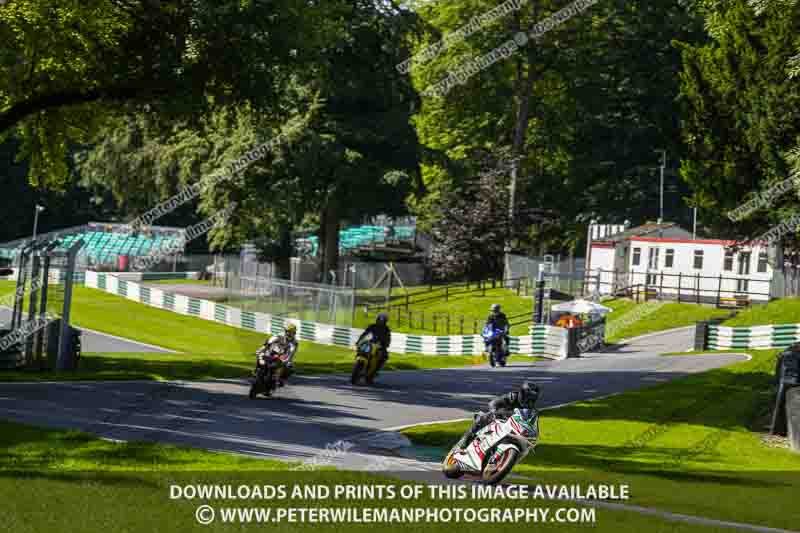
[442,408,539,485]
[249,344,289,399]
[482,325,508,367]
[351,333,382,385]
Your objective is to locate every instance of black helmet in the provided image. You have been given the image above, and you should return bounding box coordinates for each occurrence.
[376,313,388,324]
[519,381,539,407]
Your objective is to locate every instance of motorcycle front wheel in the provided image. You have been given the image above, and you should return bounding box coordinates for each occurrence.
[482,447,519,485]
[249,369,263,399]
[365,358,379,385]
[351,360,364,385]
[442,450,464,479]
[489,350,496,367]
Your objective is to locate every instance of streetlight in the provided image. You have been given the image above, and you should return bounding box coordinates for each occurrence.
[32,204,45,242]
[655,150,666,223]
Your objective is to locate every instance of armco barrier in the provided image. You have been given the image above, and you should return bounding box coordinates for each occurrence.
[84,271,569,359]
[707,324,800,351]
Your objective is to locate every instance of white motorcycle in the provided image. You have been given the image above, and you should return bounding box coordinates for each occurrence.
[442,408,539,484]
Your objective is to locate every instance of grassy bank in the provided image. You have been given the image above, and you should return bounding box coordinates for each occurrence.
[403,348,800,530]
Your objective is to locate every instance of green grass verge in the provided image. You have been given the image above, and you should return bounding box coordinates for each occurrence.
[0,281,482,381]
[603,299,730,343]
[231,284,536,336]
[402,348,800,530]
[723,297,800,327]
[0,419,749,533]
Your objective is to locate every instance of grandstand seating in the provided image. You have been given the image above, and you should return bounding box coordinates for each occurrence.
[0,223,185,267]
[296,224,416,256]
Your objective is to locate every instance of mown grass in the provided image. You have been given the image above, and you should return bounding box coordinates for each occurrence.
[603,299,730,343]
[0,281,482,381]
[0,418,744,533]
[723,297,800,327]
[403,348,800,530]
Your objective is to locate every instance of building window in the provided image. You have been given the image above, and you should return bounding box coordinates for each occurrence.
[724,249,733,271]
[632,247,641,266]
[758,252,768,273]
[693,250,704,270]
[665,249,674,268]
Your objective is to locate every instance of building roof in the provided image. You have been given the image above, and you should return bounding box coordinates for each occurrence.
[599,222,694,243]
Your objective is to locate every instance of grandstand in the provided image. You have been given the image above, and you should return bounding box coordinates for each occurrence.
[0,222,186,270]
[295,223,417,257]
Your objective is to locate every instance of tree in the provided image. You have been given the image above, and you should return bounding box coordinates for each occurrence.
[677,0,800,241]
[0,0,323,187]
[405,0,705,255]
[429,154,511,280]
[74,0,422,278]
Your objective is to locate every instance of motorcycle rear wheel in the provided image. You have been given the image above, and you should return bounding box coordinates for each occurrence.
[482,447,519,485]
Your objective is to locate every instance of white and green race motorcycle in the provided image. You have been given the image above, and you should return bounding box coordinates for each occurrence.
[442,408,539,484]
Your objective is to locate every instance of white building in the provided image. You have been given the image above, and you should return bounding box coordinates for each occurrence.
[586,222,774,303]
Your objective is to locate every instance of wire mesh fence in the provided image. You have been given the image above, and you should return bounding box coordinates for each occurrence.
[224,276,356,328]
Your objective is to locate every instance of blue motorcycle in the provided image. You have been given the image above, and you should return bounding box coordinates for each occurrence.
[482,325,508,367]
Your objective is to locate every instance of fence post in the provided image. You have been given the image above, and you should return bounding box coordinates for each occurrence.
[482,280,486,297]
[659,272,664,300]
[696,273,700,304]
[446,314,451,335]
[677,272,682,303]
[433,312,437,333]
[460,316,464,335]
[717,274,723,306]
[694,321,709,351]
[445,285,449,301]
[406,293,410,310]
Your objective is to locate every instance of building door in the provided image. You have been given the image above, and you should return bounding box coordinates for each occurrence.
[737,252,751,293]
[646,248,659,285]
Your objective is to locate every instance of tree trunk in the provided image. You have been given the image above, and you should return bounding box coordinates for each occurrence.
[318,198,340,284]
[276,225,292,279]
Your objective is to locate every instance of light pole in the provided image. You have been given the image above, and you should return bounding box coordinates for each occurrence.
[31,204,45,242]
[655,150,666,223]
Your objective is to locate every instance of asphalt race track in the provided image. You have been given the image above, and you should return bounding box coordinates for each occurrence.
[0,307,173,353]
[0,327,748,470]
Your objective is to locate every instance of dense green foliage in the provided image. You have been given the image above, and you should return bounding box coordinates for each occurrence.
[3,0,799,274]
[678,0,800,241]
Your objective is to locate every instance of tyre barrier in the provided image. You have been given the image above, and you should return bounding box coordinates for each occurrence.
[770,346,800,452]
[788,387,800,452]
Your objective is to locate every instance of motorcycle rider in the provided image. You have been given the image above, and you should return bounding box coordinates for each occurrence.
[455,381,540,451]
[357,312,391,371]
[485,303,510,358]
[262,324,299,387]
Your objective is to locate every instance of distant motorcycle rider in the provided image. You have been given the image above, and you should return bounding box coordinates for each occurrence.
[455,381,540,451]
[486,303,510,356]
[357,313,391,371]
[262,324,298,387]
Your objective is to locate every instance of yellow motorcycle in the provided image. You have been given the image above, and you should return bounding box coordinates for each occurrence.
[351,333,382,385]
